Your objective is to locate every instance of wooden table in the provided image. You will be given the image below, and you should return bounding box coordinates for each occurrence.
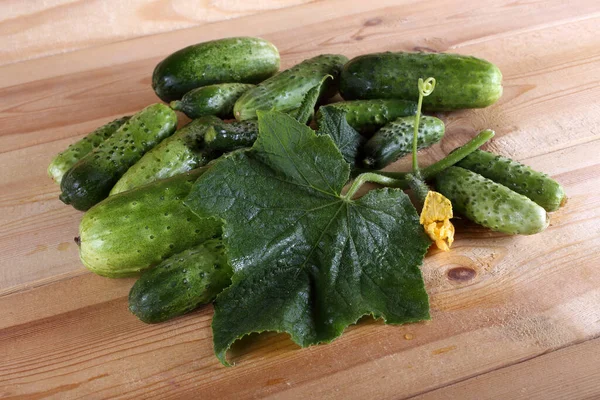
[1,0,599,398]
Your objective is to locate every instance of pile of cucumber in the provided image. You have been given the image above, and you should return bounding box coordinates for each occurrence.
[48,37,565,324]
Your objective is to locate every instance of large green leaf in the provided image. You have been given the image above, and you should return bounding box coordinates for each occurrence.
[185,111,430,365]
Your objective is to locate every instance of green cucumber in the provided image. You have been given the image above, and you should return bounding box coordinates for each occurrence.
[48,116,130,184]
[203,120,258,153]
[110,116,220,195]
[233,54,348,121]
[340,52,503,111]
[152,37,280,102]
[317,99,417,134]
[457,150,566,212]
[59,104,177,211]
[79,168,221,278]
[435,166,548,235]
[170,83,255,119]
[129,239,232,323]
[362,115,445,169]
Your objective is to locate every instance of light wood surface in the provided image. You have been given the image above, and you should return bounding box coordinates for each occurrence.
[0,0,314,66]
[1,0,600,398]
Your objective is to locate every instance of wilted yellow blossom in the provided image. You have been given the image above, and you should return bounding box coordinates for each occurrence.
[419,191,455,251]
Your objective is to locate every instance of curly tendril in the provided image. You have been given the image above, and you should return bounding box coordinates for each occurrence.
[418,77,436,97]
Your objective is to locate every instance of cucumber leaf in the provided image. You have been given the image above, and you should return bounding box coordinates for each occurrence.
[293,75,332,125]
[317,107,364,165]
[185,111,430,365]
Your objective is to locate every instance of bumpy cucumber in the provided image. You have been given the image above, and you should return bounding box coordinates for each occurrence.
[233,54,348,121]
[457,150,566,212]
[110,116,220,195]
[362,116,445,169]
[152,37,280,102]
[435,166,548,235]
[340,52,503,111]
[317,99,417,134]
[79,168,222,278]
[129,239,232,323]
[48,116,130,184]
[170,83,255,119]
[203,120,258,153]
[59,104,177,211]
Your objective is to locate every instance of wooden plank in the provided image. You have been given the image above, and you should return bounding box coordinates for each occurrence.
[413,337,600,400]
[1,0,599,398]
[0,0,315,66]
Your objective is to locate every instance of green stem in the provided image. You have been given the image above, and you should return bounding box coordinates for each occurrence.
[343,172,404,199]
[412,94,423,175]
[422,129,495,179]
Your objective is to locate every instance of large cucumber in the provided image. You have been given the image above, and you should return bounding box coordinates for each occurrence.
[110,116,220,195]
[456,150,566,212]
[233,54,348,121]
[170,83,254,119]
[362,116,445,169]
[435,166,548,235]
[152,37,280,102]
[48,116,130,184]
[129,239,232,323]
[60,104,177,210]
[340,52,503,111]
[203,120,258,153]
[317,99,417,134]
[79,168,221,278]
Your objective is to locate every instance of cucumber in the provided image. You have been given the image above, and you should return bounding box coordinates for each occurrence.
[340,52,503,111]
[317,99,417,134]
[79,168,222,278]
[110,116,220,195]
[457,150,566,212]
[128,239,232,323]
[233,54,348,121]
[170,83,255,119]
[152,37,280,102]
[59,104,177,211]
[203,120,258,153]
[435,166,548,235]
[48,116,130,184]
[362,116,445,169]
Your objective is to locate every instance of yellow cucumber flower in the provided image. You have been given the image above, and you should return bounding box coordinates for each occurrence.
[419,191,455,251]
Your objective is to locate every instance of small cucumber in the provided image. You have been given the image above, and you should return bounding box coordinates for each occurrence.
[48,116,130,184]
[110,116,220,195]
[457,150,566,212]
[340,52,503,111]
[203,120,258,153]
[233,54,348,121]
[317,99,417,134]
[152,37,280,102]
[170,83,255,119]
[79,168,222,278]
[362,116,445,169]
[128,239,232,323]
[435,166,548,235]
[59,104,177,210]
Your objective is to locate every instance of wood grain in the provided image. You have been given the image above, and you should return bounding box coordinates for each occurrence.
[414,338,600,400]
[1,0,600,398]
[0,0,314,66]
